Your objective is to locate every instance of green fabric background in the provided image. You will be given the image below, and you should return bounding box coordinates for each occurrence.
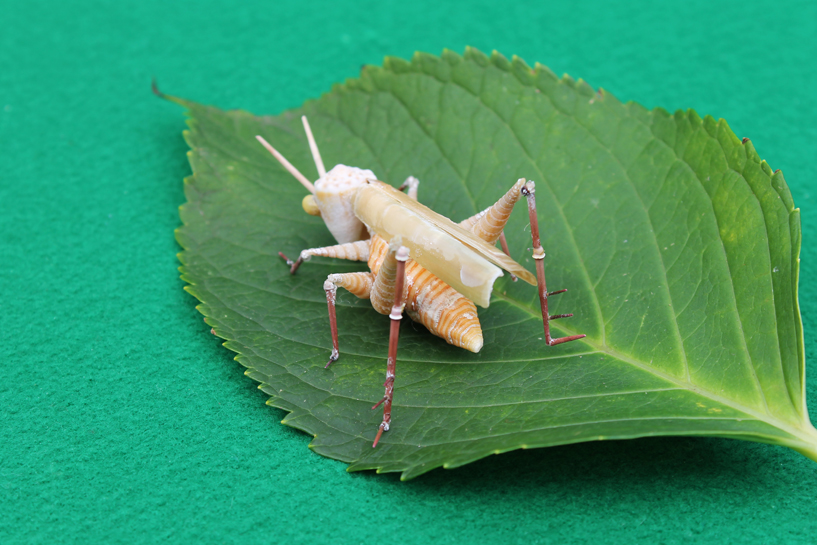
[2,0,816,542]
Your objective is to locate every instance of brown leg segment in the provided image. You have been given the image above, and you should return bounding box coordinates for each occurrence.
[497,231,518,282]
[279,252,304,274]
[398,176,420,201]
[323,279,341,367]
[322,272,374,368]
[372,246,410,448]
[521,181,586,347]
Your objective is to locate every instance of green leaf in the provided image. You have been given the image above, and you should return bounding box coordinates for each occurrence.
[172,48,817,479]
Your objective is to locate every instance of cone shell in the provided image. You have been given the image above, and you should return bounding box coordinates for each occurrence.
[354,182,504,307]
[369,235,483,352]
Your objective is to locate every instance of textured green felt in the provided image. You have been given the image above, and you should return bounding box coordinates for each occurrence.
[2,0,816,543]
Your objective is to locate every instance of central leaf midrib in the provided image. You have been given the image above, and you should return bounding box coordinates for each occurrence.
[356,415,775,454]
[491,290,808,443]
[353,387,685,409]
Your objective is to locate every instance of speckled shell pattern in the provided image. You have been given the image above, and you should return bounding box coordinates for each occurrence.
[368,235,483,353]
[313,165,376,244]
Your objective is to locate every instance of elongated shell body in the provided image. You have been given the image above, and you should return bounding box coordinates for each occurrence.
[369,235,483,353]
[314,165,375,243]
[354,181,535,307]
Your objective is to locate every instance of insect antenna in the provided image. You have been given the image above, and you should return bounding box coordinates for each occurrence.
[255,135,316,194]
[301,116,327,178]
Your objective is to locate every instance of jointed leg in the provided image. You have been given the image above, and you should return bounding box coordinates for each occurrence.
[279,239,371,274]
[497,231,517,282]
[369,238,409,316]
[398,176,420,201]
[521,181,586,346]
[372,246,410,448]
[323,272,373,367]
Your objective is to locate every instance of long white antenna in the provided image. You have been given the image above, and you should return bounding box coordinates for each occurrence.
[255,135,315,194]
[301,115,326,178]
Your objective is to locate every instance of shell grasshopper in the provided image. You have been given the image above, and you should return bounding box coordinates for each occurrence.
[257,117,586,447]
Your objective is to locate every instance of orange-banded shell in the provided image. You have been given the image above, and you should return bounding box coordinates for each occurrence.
[369,235,483,353]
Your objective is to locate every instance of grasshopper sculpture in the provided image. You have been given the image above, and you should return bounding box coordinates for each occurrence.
[257,117,585,447]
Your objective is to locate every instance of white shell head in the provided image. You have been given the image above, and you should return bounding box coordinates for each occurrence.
[314,165,375,243]
[255,117,375,244]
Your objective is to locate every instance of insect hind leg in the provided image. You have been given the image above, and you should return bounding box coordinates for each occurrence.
[459,178,531,281]
[371,245,410,448]
[521,181,586,347]
[459,178,527,244]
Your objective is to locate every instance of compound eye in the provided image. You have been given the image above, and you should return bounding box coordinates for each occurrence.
[302,194,321,216]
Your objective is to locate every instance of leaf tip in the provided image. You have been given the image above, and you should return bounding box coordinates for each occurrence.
[151,77,164,98]
[151,78,188,107]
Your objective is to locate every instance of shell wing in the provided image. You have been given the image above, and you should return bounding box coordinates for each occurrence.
[353,181,537,308]
[364,182,537,284]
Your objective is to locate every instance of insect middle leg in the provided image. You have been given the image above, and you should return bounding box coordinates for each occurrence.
[323,272,373,367]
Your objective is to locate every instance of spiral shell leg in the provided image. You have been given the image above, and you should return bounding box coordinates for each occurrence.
[279,240,371,275]
[460,178,529,280]
[522,181,586,347]
[371,246,410,448]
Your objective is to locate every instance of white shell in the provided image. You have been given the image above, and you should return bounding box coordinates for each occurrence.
[314,165,374,243]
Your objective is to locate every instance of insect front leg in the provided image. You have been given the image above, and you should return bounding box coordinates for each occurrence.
[370,245,410,448]
[521,181,586,346]
[280,239,370,274]
[323,272,373,367]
